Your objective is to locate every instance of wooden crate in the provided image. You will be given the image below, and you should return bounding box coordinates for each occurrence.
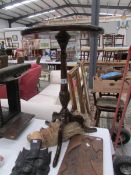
[93,76,130,93]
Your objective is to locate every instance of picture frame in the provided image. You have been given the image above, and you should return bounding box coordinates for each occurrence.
[67,65,85,113]
[12,35,18,41]
[50,49,57,59]
[12,43,19,48]
[6,37,12,47]
[80,60,90,113]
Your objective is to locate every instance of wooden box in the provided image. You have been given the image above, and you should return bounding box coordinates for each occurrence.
[93,75,130,93]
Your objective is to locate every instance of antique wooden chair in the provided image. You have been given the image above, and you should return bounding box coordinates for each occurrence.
[102,34,114,61]
[114,34,124,47]
[102,34,114,47]
[80,60,124,127]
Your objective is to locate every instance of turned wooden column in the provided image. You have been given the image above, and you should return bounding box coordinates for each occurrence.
[55,31,71,122]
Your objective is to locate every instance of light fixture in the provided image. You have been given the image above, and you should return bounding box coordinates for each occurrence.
[100,12,121,16]
[45,15,61,20]
[28,10,56,18]
[4,0,37,10]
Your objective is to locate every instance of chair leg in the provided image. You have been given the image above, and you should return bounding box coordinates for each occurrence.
[95,109,101,127]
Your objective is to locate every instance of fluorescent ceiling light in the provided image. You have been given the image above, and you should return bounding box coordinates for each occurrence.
[45,15,61,20]
[100,13,121,16]
[4,0,37,10]
[28,10,56,18]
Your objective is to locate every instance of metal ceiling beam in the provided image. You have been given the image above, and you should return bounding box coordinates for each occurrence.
[1,2,131,10]
[64,0,78,14]
[0,0,42,22]
[58,13,92,18]
[52,0,71,18]
[26,12,104,27]
[77,0,86,14]
[2,3,131,23]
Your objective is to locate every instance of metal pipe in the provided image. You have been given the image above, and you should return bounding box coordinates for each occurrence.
[89,0,100,88]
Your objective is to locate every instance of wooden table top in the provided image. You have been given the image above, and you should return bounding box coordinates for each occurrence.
[104,47,128,52]
[81,46,103,52]
[81,46,129,52]
[78,60,131,66]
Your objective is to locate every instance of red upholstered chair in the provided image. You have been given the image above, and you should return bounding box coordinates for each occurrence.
[19,64,42,100]
[0,64,42,100]
[0,85,7,98]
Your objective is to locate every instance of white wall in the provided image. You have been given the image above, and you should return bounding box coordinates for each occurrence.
[5,31,23,48]
[0,19,25,28]
[0,19,9,28]
[0,32,4,39]
[11,22,25,28]
[100,20,131,46]
[0,19,25,48]
[99,21,117,34]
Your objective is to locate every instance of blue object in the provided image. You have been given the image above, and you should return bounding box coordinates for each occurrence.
[100,72,122,80]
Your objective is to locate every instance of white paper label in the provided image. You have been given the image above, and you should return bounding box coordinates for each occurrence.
[61,79,67,84]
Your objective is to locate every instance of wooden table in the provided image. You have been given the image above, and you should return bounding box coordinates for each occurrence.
[80,46,128,52]
[103,46,128,52]
[81,46,103,52]
[8,59,78,70]
[78,60,131,67]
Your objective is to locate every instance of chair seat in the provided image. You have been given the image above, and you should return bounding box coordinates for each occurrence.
[96,97,124,109]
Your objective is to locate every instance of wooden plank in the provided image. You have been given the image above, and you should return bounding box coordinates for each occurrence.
[58,134,103,175]
[0,112,34,139]
[79,60,131,67]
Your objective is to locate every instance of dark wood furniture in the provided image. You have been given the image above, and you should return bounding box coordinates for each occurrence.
[114,34,124,47]
[22,24,103,167]
[0,64,34,139]
[0,55,8,68]
[79,60,125,127]
[102,34,114,47]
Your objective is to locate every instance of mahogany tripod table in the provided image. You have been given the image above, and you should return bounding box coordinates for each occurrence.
[22,24,104,167]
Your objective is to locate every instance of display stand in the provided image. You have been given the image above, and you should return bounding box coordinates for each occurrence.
[22,24,104,167]
[0,64,34,139]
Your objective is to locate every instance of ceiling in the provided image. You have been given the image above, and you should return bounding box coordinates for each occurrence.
[0,0,131,27]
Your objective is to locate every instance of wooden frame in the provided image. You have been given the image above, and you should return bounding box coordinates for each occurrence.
[80,60,90,114]
[68,66,85,113]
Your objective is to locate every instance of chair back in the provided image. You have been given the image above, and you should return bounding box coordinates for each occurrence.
[19,64,42,100]
[0,85,7,98]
